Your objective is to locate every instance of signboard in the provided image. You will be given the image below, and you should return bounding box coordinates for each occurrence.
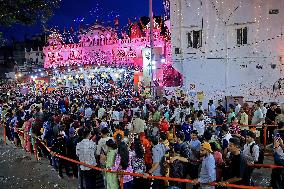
[142,48,152,88]
[189,83,196,90]
[197,91,205,102]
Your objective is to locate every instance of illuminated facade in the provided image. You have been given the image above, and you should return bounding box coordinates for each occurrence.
[43,17,181,87]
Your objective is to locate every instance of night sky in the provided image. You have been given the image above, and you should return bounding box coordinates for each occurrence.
[1,0,164,41]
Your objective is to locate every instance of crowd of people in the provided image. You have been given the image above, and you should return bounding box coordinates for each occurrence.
[1,73,284,189]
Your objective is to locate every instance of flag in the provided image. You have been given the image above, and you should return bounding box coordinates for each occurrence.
[114,18,119,26]
[70,26,74,34]
[128,18,132,26]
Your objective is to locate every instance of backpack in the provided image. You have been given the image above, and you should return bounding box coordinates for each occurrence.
[180,141,191,159]
[250,143,264,164]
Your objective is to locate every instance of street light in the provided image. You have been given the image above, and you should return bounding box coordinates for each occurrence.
[149,0,155,97]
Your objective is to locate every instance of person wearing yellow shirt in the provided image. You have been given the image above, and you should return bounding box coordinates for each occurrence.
[239,107,249,130]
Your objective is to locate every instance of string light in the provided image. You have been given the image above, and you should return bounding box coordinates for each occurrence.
[44,15,181,87]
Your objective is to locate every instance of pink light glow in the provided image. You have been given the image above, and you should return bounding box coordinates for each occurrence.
[43,22,181,86]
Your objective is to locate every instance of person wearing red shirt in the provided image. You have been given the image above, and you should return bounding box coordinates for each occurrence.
[159,116,170,133]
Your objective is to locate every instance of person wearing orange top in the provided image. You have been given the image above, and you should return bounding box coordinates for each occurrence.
[139,133,152,171]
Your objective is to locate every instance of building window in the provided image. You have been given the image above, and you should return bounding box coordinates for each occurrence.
[175,48,181,54]
[237,27,247,45]
[187,30,202,48]
[269,9,279,14]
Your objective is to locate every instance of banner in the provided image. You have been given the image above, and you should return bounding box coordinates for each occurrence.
[142,48,152,88]
[197,91,205,102]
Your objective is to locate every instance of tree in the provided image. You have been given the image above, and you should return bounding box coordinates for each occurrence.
[0,32,7,46]
[0,0,61,27]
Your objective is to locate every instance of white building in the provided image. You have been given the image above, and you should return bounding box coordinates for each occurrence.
[170,0,284,103]
[24,47,44,71]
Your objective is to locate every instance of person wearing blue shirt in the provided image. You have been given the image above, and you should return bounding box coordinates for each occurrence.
[192,142,216,189]
[181,115,192,141]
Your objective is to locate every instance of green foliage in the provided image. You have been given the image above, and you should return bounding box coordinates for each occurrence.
[0,32,7,46]
[0,0,61,27]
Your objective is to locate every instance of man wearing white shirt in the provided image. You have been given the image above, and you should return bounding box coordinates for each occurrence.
[252,102,264,138]
[208,100,216,117]
[193,112,205,136]
[76,128,97,188]
[260,101,267,118]
[111,107,120,125]
[131,112,146,134]
[234,99,241,115]
[170,105,182,125]
[243,131,259,186]
[243,131,259,164]
[251,102,264,125]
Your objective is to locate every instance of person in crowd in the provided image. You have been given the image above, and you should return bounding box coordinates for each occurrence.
[227,107,236,124]
[169,132,190,189]
[139,132,152,171]
[105,139,119,189]
[170,104,182,125]
[66,127,79,178]
[217,99,226,114]
[251,101,264,142]
[145,135,168,189]
[112,133,134,189]
[132,137,147,188]
[260,101,267,119]
[190,102,195,113]
[243,131,259,185]
[221,125,232,156]
[271,132,284,189]
[152,107,162,123]
[193,112,205,136]
[275,108,284,124]
[76,127,98,189]
[234,99,241,115]
[252,101,264,125]
[131,111,146,134]
[159,116,170,133]
[210,142,223,182]
[96,127,112,168]
[225,137,250,185]
[230,117,241,136]
[51,129,71,179]
[208,100,216,118]
[239,107,249,130]
[266,102,278,144]
[181,115,192,141]
[192,142,216,189]
[215,106,226,126]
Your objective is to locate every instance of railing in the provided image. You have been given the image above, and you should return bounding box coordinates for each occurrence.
[3,125,282,189]
[1,122,283,189]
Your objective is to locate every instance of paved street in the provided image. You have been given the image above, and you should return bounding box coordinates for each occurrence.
[0,126,77,189]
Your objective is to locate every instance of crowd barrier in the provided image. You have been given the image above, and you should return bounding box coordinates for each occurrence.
[0,126,281,189]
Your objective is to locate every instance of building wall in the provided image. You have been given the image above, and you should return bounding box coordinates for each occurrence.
[170,0,284,103]
[24,48,44,69]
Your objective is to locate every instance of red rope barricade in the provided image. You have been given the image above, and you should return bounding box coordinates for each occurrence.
[10,129,282,189]
[249,164,284,169]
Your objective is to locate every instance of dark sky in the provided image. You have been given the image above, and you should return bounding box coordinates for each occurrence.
[1,0,164,41]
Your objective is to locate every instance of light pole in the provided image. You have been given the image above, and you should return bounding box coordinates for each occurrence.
[149,0,155,98]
